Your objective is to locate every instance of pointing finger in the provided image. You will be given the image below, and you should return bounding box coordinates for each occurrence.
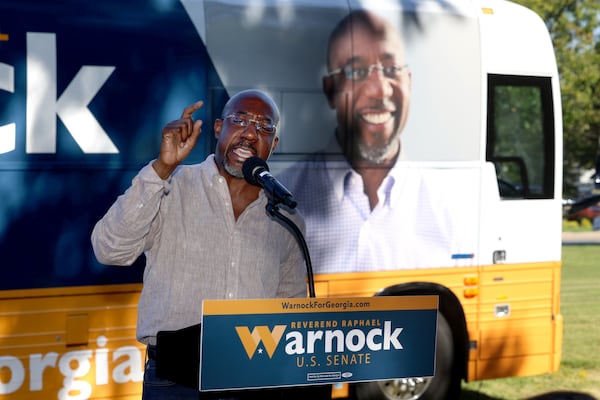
[181,100,204,119]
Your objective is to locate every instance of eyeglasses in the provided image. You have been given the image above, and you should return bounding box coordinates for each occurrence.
[328,63,409,82]
[223,114,277,135]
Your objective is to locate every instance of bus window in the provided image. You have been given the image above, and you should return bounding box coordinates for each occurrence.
[487,74,555,199]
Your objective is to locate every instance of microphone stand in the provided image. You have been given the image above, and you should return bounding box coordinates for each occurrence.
[265,199,316,298]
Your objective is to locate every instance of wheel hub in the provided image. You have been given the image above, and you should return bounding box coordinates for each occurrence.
[376,377,432,400]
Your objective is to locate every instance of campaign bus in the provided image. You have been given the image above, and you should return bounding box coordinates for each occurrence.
[0,0,563,399]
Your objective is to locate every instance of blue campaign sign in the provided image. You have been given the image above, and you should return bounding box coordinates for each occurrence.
[200,296,438,391]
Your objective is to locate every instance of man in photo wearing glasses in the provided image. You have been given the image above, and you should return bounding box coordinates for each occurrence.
[278,9,469,273]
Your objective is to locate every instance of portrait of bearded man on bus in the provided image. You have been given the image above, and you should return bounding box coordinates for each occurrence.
[278,9,477,274]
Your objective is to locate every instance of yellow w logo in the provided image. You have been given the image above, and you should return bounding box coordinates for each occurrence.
[235,325,286,359]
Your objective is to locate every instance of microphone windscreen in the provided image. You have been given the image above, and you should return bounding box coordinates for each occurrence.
[242,156,268,186]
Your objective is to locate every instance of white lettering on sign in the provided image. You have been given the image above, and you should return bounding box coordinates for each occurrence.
[0,62,15,153]
[26,33,117,154]
[284,320,403,355]
[0,336,143,399]
[0,32,118,155]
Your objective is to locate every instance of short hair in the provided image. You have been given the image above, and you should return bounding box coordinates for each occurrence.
[222,89,280,137]
[326,10,403,70]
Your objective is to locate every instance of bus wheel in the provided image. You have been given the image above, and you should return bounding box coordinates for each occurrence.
[353,313,455,400]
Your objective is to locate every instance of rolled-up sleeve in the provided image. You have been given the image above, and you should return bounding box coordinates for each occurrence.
[91,162,169,266]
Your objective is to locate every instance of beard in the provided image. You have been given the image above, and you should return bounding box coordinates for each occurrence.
[338,125,401,165]
[222,140,256,179]
[223,161,243,178]
[357,135,400,164]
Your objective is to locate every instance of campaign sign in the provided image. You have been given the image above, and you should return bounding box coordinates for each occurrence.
[199,296,438,391]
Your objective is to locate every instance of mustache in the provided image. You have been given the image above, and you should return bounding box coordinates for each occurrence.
[231,140,256,153]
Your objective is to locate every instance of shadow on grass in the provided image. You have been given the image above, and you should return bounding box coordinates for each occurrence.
[525,392,597,400]
[461,390,597,400]
[461,389,503,400]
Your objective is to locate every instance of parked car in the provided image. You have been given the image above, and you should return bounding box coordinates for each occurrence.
[565,195,600,225]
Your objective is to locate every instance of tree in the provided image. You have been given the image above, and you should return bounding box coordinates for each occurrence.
[512,0,600,197]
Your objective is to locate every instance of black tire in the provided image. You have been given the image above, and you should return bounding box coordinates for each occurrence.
[353,313,458,400]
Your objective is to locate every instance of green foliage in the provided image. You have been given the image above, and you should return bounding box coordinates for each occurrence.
[512,0,600,197]
[563,218,593,231]
[493,85,546,189]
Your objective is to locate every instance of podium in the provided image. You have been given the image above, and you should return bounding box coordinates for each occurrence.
[199,295,438,392]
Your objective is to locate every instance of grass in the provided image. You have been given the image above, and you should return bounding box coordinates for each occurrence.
[460,240,600,399]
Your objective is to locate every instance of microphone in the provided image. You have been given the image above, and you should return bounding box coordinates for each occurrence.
[242,157,297,209]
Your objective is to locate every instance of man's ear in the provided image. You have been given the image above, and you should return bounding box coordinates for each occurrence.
[268,136,279,158]
[214,119,222,138]
[322,76,336,109]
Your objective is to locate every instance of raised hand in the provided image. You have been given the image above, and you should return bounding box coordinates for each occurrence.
[152,101,204,179]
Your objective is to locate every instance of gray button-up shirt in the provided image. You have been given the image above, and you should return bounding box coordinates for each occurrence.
[92,155,307,344]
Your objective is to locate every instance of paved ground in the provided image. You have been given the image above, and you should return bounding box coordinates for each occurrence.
[562,230,600,244]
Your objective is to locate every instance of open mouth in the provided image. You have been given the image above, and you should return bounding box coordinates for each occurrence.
[361,111,394,125]
[230,146,255,163]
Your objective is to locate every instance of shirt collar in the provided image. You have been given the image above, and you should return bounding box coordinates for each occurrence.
[324,140,403,207]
